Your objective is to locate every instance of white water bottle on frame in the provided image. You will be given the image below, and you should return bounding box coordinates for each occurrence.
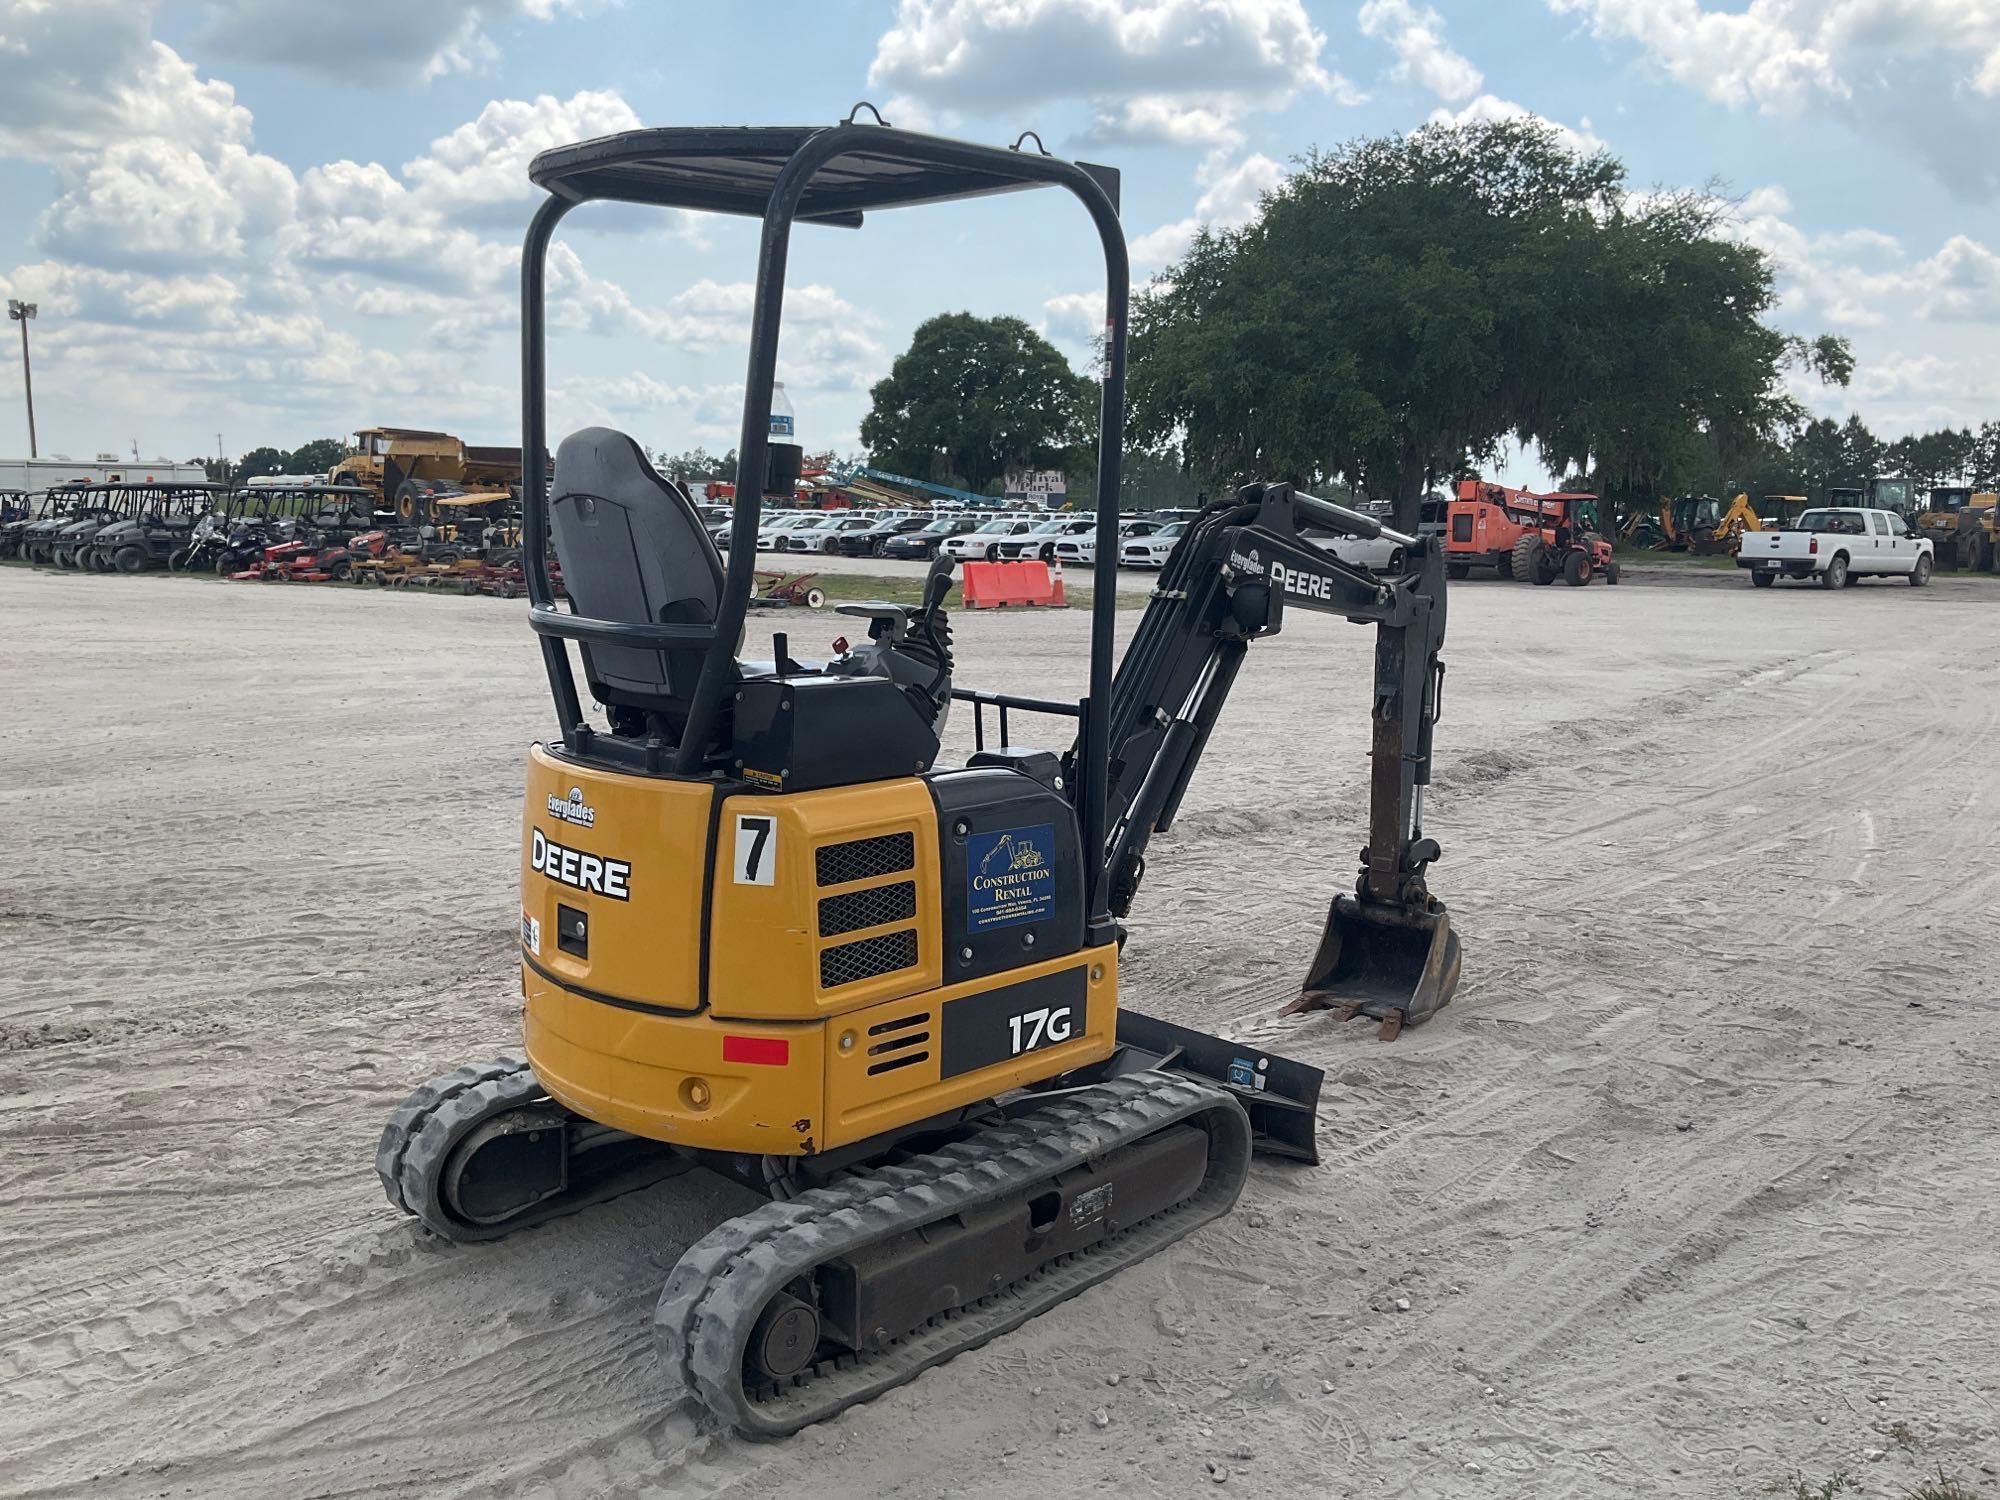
[769,382,796,441]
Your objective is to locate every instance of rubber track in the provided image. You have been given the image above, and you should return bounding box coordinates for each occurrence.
[655,1071,1251,1439]
[376,1056,681,1242]
[375,1057,529,1221]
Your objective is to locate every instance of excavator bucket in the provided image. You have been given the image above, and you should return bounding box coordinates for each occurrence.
[1291,894,1461,1041]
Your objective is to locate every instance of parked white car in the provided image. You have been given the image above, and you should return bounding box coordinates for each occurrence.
[769,513,842,552]
[755,512,820,550]
[1119,520,1187,569]
[788,513,879,554]
[998,516,1095,561]
[1312,531,1408,573]
[1305,500,1443,574]
[1054,517,1168,565]
[1736,507,1934,588]
[942,517,1035,562]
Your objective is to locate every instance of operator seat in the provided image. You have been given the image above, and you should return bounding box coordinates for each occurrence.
[548,427,735,740]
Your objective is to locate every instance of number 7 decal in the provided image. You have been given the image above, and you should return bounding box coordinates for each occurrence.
[734,815,776,885]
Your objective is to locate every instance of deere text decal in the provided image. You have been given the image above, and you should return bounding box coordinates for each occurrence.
[531,828,631,901]
[966,823,1055,930]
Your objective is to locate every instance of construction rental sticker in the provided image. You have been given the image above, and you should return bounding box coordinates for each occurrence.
[967,823,1055,930]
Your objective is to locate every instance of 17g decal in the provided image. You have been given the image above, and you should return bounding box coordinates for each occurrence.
[1007,1004,1074,1055]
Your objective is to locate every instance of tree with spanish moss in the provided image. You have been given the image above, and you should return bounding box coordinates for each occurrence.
[1127,119,1851,528]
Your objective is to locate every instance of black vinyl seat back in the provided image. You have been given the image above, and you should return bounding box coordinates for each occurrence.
[549,428,731,730]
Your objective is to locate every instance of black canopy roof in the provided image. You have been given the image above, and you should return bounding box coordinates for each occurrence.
[528,124,1117,227]
[58,480,229,494]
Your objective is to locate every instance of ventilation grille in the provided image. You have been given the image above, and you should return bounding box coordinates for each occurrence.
[864,1010,932,1075]
[818,880,917,938]
[820,930,918,990]
[816,832,914,887]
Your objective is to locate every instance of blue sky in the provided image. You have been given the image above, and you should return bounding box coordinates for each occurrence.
[0,0,1993,484]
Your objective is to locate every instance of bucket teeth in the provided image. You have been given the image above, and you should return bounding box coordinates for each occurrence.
[1287,894,1462,1038]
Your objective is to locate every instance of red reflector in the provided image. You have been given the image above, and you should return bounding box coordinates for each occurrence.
[722,1035,790,1066]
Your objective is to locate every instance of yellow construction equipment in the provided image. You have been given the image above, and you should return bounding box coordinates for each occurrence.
[1916,487,1998,570]
[1755,494,1810,532]
[329,427,525,524]
[376,115,1461,1439]
[1826,476,1920,520]
[1641,495,1728,553]
[1625,492,1810,554]
[1965,498,1998,574]
[1694,493,1759,554]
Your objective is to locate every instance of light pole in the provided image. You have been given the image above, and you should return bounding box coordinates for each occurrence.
[8,300,36,459]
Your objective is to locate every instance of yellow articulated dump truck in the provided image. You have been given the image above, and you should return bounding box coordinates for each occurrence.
[330,427,525,524]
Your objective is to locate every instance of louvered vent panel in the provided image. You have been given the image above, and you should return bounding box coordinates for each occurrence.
[864,1011,932,1076]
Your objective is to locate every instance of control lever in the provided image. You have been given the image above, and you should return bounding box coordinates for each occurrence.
[916,554,956,706]
[921,554,956,619]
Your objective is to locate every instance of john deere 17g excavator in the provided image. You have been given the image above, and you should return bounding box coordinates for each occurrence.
[378,115,1461,1439]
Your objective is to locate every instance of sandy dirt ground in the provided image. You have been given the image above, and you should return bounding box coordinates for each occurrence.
[2,561,1997,1500]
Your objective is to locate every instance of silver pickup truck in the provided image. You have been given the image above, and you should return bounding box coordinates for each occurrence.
[1736,506,1935,588]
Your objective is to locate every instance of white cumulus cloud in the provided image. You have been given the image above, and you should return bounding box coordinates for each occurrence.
[401,91,646,226]
[869,0,1352,148]
[1130,151,1289,265]
[1549,0,2000,197]
[1043,291,1106,345]
[1913,234,2000,322]
[1358,0,1483,103]
[1426,93,1606,157]
[196,0,608,84]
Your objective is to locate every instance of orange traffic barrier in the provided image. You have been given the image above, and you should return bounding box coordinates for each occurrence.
[961,560,1068,609]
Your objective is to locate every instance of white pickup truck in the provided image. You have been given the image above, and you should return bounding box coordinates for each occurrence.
[1736,506,1934,588]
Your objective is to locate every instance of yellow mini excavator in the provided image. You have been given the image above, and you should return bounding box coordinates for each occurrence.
[378,115,1461,1438]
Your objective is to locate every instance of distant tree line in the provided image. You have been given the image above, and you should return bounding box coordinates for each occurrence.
[1679,416,2000,503]
[205,438,350,484]
[649,446,738,483]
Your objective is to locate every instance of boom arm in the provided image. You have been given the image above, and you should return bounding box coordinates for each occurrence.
[1073,482,1458,1034]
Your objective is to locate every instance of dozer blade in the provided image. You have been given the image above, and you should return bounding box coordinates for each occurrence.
[1288,894,1461,1040]
[1111,1009,1323,1164]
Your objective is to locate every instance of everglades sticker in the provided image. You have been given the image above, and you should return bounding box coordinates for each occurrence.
[966,823,1055,930]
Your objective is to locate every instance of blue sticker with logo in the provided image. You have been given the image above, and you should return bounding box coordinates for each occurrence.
[966,823,1057,930]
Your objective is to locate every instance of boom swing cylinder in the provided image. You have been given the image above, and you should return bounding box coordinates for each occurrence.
[376,112,1462,1437]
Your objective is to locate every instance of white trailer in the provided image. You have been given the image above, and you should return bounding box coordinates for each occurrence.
[0,455,210,491]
